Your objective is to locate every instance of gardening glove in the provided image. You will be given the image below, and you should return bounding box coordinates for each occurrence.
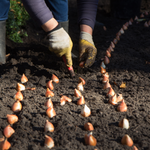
[48,25,73,67]
[79,31,97,67]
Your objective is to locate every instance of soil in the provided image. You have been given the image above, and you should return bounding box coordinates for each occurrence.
[1,1,150,150]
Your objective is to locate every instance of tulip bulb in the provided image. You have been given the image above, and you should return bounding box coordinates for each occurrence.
[84,132,97,146]
[133,146,138,150]
[61,95,72,102]
[103,80,111,90]
[109,94,118,105]
[77,96,85,105]
[117,94,123,103]
[106,87,115,98]
[113,38,117,45]
[106,50,111,58]
[45,98,53,108]
[119,118,129,129]
[0,138,11,150]
[117,99,127,112]
[100,61,106,69]
[44,120,54,132]
[45,88,54,97]
[116,35,120,41]
[104,56,110,65]
[116,31,121,37]
[3,125,15,138]
[74,89,82,98]
[134,16,138,20]
[44,135,54,149]
[78,77,86,85]
[12,101,22,113]
[123,24,127,30]
[51,74,59,83]
[125,22,129,27]
[7,114,18,125]
[77,82,84,91]
[121,134,133,147]
[140,13,144,18]
[46,107,56,118]
[14,91,23,101]
[21,74,28,83]
[110,41,115,49]
[144,21,149,27]
[100,66,106,74]
[81,104,91,117]
[145,11,149,16]
[16,83,25,91]
[46,80,54,90]
[84,122,94,131]
[128,20,132,25]
[130,18,133,22]
[102,72,109,83]
[120,28,124,34]
[60,98,66,106]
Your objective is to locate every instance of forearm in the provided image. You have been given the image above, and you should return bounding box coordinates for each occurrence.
[77,0,98,30]
[21,0,54,26]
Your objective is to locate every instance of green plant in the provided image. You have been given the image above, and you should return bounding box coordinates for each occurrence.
[6,0,30,43]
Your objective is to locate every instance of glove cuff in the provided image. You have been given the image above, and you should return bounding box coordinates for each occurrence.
[47,23,62,35]
[80,31,95,46]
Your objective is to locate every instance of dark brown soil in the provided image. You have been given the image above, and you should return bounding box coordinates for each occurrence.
[1,1,150,150]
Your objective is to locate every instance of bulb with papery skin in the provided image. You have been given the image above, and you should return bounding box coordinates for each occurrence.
[3,125,15,138]
[44,120,54,132]
[113,38,117,45]
[16,83,25,91]
[74,89,82,98]
[46,107,56,118]
[84,122,94,131]
[121,134,133,147]
[119,118,129,129]
[0,138,11,150]
[117,99,127,112]
[51,74,59,83]
[79,61,85,68]
[100,61,106,69]
[81,104,91,117]
[7,114,18,125]
[60,98,66,106]
[44,98,53,108]
[21,74,28,83]
[77,96,85,105]
[100,66,106,74]
[123,24,127,30]
[110,41,115,49]
[103,80,111,90]
[61,95,72,102]
[117,94,123,103]
[14,91,23,101]
[44,135,54,149]
[102,72,109,83]
[106,87,115,98]
[104,56,110,65]
[78,77,85,85]
[12,101,22,112]
[46,80,54,90]
[106,50,111,58]
[133,146,138,150]
[77,82,84,91]
[109,94,118,105]
[84,132,97,146]
[45,88,54,97]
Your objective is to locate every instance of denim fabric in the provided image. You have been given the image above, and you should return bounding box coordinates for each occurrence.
[0,0,10,20]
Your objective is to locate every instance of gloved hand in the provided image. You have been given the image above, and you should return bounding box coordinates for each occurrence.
[47,26,73,67]
[79,31,97,67]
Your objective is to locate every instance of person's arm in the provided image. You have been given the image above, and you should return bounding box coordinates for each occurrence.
[77,0,98,68]
[21,0,73,68]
